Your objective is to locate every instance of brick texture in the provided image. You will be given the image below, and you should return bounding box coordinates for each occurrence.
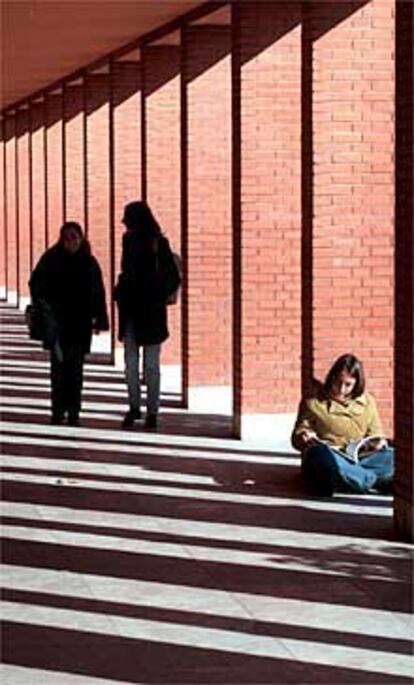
[182,27,232,389]
[234,2,302,417]
[85,74,112,332]
[112,61,142,350]
[15,108,31,300]
[45,91,63,245]
[30,100,47,269]
[309,0,395,433]
[4,115,18,301]
[63,84,85,226]
[143,45,182,368]
[0,121,5,295]
[394,0,413,541]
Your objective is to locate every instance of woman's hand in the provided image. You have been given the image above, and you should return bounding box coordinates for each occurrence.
[297,430,321,450]
[365,437,387,452]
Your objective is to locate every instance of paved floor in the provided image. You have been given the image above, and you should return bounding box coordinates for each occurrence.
[0,306,413,684]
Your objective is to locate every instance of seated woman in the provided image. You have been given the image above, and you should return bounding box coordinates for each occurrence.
[291,354,394,496]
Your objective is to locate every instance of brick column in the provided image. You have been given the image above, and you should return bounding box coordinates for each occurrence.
[111,60,141,357]
[63,83,85,226]
[0,120,5,299]
[394,0,413,541]
[45,91,64,245]
[4,114,18,304]
[85,73,111,354]
[233,2,302,440]
[309,0,395,433]
[30,99,47,269]
[143,44,181,371]
[181,26,232,412]
[15,108,31,307]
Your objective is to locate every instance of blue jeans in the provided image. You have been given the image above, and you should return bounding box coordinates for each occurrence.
[302,443,394,494]
[124,319,161,415]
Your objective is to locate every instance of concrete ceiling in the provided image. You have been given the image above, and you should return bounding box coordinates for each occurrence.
[1,0,205,111]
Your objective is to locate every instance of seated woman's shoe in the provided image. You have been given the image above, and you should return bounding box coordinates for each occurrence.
[122,408,141,429]
[68,413,80,427]
[51,413,64,426]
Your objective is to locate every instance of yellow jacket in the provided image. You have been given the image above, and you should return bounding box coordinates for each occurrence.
[291,392,384,452]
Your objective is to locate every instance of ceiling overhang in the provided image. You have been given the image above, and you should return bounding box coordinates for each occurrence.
[2,0,219,111]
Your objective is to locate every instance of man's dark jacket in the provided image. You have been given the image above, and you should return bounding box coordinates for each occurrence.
[29,243,109,353]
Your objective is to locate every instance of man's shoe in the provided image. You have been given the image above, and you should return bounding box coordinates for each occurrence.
[122,408,141,429]
[68,414,79,427]
[145,413,158,430]
[51,413,64,426]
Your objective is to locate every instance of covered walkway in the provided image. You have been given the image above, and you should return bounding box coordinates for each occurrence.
[1,305,412,683]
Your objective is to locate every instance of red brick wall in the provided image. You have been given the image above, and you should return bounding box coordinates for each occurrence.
[85,74,112,331]
[30,100,47,269]
[45,92,63,245]
[234,2,302,417]
[0,121,5,296]
[15,108,31,301]
[182,26,232,388]
[394,0,413,541]
[309,0,395,433]
[112,61,142,349]
[63,84,85,226]
[5,115,18,301]
[143,45,181,367]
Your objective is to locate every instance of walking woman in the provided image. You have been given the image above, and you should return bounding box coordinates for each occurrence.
[291,354,394,495]
[114,201,180,430]
[29,222,109,425]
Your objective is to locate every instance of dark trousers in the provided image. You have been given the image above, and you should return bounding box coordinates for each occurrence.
[51,344,85,419]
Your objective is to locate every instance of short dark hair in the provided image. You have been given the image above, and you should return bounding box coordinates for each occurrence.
[324,354,365,398]
[60,221,83,239]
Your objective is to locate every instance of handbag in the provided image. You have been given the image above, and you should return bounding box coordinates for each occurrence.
[25,303,43,340]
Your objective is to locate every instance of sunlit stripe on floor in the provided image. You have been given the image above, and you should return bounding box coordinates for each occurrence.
[1,501,401,551]
[1,523,403,581]
[0,502,402,552]
[0,420,297,460]
[3,564,411,639]
[0,376,127,390]
[1,397,134,412]
[2,455,216,486]
[0,665,130,685]
[0,472,391,517]
[1,601,412,677]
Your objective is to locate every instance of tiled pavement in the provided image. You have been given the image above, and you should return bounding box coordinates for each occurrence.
[0,306,413,684]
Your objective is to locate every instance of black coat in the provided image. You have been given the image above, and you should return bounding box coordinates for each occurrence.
[115,232,180,345]
[29,243,109,353]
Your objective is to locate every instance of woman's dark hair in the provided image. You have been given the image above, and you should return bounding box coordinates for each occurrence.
[324,353,365,398]
[122,201,161,238]
[59,221,90,254]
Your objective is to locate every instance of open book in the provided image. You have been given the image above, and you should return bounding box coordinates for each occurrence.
[316,435,387,464]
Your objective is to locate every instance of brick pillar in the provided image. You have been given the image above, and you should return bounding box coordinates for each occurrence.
[111,60,141,356]
[4,114,18,304]
[30,100,47,269]
[181,26,232,412]
[143,45,181,370]
[15,108,31,306]
[63,83,85,226]
[233,2,302,439]
[45,91,63,245]
[85,73,111,354]
[0,120,5,299]
[309,0,395,433]
[394,0,413,541]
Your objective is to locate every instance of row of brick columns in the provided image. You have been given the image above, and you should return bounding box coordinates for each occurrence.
[0,1,412,539]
